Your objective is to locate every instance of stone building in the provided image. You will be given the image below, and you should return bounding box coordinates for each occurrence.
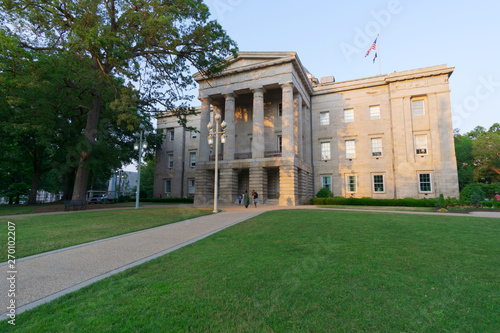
[154,52,459,205]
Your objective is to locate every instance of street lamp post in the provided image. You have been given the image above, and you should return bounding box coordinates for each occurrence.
[134,124,148,209]
[207,113,227,213]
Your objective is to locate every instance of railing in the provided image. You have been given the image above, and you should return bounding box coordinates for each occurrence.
[264,151,282,158]
[234,153,252,160]
[209,154,223,161]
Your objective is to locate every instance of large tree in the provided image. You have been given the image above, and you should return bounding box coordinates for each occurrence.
[1,0,237,201]
[472,123,500,183]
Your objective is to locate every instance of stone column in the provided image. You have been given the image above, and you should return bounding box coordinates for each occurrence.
[279,165,298,206]
[252,88,265,159]
[220,168,237,204]
[198,98,211,162]
[303,105,312,164]
[224,93,236,161]
[250,166,266,204]
[293,93,302,156]
[282,83,295,159]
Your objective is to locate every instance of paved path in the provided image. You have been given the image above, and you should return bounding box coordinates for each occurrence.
[1,204,498,320]
[0,205,274,319]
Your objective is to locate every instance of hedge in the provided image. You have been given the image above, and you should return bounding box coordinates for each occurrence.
[311,196,438,207]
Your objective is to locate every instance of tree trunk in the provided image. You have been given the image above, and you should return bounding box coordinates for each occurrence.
[28,150,44,205]
[71,93,102,201]
[63,169,76,200]
[28,169,42,204]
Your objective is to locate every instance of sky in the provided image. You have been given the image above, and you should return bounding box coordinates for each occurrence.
[130,0,499,171]
[194,0,499,134]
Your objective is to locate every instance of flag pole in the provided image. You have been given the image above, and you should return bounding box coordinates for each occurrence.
[378,34,381,75]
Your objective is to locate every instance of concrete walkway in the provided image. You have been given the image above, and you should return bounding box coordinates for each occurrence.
[0,205,274,320]
[1,204,498,320]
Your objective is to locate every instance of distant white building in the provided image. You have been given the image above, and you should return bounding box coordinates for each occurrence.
[107,170,139,199]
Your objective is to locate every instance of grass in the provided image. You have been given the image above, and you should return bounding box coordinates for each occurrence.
[0,205,39,216]
[0,208,212,260]
[321,205,435,212]
[2,210,499,332]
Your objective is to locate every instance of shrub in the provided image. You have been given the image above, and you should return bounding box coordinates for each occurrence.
[437,194,446,209]
[470,192,483,206]
[494,196,500,209]
[482,201,493,208]
[460,184,486,203]
[316,188,333,198]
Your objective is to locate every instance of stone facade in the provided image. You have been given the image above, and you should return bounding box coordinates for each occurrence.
[154,52,459,205]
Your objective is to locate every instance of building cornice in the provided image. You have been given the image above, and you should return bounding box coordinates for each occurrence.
[313,65,454,95]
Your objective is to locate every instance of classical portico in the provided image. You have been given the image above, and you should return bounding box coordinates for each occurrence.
[193,52,314,206]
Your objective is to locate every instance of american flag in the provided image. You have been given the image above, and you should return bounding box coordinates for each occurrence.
[365,37,377,57]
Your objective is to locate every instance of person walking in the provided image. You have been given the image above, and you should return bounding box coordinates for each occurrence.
[238,194,242,205]
[243,191,250,208]
[253,190,258,208]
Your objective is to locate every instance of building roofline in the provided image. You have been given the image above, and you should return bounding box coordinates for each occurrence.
[314,64,454,94]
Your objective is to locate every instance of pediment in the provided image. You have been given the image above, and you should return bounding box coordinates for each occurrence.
[193,52,296,80]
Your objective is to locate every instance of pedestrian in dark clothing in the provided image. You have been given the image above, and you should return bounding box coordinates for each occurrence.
[244,191,250,208]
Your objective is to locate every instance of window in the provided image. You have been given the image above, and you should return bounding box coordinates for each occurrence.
[190,130,197,139]
[415,135,428,155]
[320,111,330,125]
[371,138,383,157]
[321,142,331,160]
[164,180,171,194]
[344,109,354,123]
[346,175,357,193]
[345,140,356,159]
[190,152,196,167]
[278,103,283,117]
[419,173,432,193]
[369,105,380,120]
[188,179,195,194]
[168,154,174,168]
[168,130,174,141]
[321,176,332,192]
[373,175,385,193]
[277,135,282,152]
[412,99,425,116]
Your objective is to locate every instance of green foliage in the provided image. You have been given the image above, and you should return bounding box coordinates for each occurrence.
[493,196,500,209]
[472,127,500,183]
[437,194,446,209]
[139,156,156,199]
[454,133,474,190]
[460,184,486,202]
[1,0,238,200]
[470,192,483,206]
[312,196,438,207]
[316,187,333,198]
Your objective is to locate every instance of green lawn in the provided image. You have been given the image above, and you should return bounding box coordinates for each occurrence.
[0,208,212,260]
[320,205,435,212]
[3,210,499,332]
[0,205,39,216]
